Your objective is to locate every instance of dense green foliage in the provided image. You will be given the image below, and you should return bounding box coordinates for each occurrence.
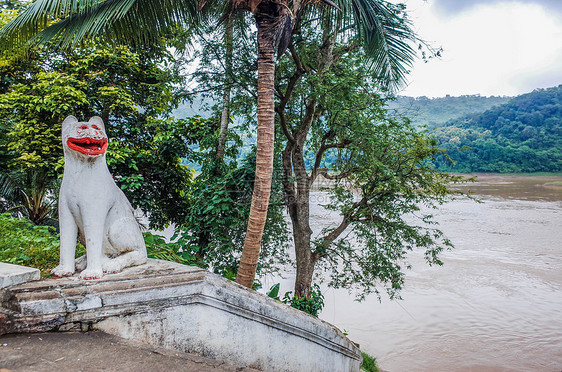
[0,213,83,275]
[0,5,194,228]
[0,5,288,278]
[387,94,510,128]
[184,156,289,276]
[192,17,467,299]
[143,232,195,265]
[360,352,379,372]
[266,283,325,317]
[431,85,562,173]
[281,284,325,317]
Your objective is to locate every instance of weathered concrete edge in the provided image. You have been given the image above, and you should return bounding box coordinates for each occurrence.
[1,292,357,360]
[183,293,359,359]
[0,262,40,289]
[0,260,360,362]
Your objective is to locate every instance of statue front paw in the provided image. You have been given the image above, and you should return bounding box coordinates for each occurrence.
[103,259,123,274]
[79,268,103,280]
[51,265,74,277]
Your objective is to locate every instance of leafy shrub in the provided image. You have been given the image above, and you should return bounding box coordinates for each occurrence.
[0,213,66,276]
[361,352,379,372]
[267,283,325,317]
[144,231,269,289]
[266,283,282,300]
[143,231,198,266]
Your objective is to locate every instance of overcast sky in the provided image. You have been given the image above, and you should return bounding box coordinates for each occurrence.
[398,0,562,98]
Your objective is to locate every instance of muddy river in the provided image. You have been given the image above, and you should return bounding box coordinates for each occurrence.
[264,175,562,371]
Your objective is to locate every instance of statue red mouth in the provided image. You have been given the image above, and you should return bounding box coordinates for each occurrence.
[67,137,108,155]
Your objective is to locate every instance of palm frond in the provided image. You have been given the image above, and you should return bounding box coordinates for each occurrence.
[300,0,416,91]
[363,2,416,89]
[0,0,98,48]
[0,0,222,50]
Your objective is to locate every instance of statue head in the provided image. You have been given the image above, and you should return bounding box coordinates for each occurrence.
[62,116,108,157]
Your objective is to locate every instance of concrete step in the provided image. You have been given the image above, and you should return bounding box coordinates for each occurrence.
[0,262,40,289]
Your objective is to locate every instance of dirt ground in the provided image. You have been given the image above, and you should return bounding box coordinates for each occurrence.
[0,331,260,372]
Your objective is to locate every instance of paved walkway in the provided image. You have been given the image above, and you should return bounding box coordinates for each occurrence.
[0,331,260,372]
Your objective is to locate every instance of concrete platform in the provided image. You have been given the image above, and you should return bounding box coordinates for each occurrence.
[0,262,39,289]
[0,259,361,371]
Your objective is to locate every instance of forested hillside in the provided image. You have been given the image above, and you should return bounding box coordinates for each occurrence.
[172,89,561,174]
[387,94,510,127]
[431,85,562,173]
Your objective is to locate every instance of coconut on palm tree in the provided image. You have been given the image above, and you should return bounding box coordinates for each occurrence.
[0,0,418,288]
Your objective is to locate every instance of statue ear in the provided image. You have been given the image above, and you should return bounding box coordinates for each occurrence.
[63,115,78,125]
[89,116,105,131]
[62,115,78,134]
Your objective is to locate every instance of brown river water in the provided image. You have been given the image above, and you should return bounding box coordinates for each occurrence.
[263,175,562,372]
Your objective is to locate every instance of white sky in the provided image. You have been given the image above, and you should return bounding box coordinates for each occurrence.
[398,0,562,97]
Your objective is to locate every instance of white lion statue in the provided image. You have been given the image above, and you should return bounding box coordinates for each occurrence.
[52,116,147,280]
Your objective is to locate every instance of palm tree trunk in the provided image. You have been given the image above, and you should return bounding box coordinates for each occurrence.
[215,18,234,160]
[235,12,276,288]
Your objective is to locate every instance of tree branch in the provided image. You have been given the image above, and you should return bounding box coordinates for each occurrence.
[275,52,306,144]
[276,108,295,143]
[309,135,352,184]
[314,216,350,260]
[278,67,304,111]
[289,43,306,73]
[318,167,355,180]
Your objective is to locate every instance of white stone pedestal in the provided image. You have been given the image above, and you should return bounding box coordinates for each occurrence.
[0,259,361,371]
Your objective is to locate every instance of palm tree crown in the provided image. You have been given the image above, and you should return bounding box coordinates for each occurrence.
[1,0,416,90]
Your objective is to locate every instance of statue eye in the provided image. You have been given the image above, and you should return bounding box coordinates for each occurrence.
[80,125,88,130]
[91,125,100,130]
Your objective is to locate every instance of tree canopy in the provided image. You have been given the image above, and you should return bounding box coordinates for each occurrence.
[0,7,196,228]
[193,16,466,299]
[0,0,423,289]
[0,0,453,299]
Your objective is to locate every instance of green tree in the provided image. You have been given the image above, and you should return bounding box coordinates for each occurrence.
[173,112,289,277]
[0,0,419,288]
[181,152,290,278]
[0,38,194,228]
[207,19,465,298]
[0,3,289,277]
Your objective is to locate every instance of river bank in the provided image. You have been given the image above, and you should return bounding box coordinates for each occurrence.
[454,173,562,201]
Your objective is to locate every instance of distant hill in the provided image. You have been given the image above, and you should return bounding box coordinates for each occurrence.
[431,85,562,173]
[172,89,562,173]
[387,94,511,127]
[177,94,512,127]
